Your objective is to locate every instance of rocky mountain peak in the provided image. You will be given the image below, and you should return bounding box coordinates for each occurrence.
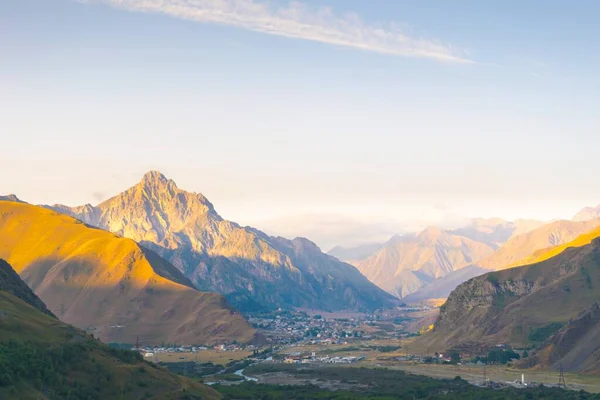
[140,170,173,188]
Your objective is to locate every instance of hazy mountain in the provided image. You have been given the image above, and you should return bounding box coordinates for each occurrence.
[49,171,396,312]
[400,219,600,303]
[327,242,383,264]
[327,218,542,265]
[0,259,219,399]
[356,227,495,298]
[402,265,488,303]
[477,219,600,271]
[573,204,600,222]
[417,226,600,361]
[451,218,544,249]
[0,200,257,345]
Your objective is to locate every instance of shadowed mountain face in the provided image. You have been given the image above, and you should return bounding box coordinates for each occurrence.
[417,227,600,362]
[0,201,257,345]
[0,259,53,317]
[356,228,496,299]
[525,303,600,374]
[49,172,396,312]
[0,259,220,399]
[0,194,23,203]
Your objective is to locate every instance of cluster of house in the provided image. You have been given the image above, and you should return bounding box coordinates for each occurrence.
[136,343,259,357]
[282,351,365,365]
[248,311,365,344]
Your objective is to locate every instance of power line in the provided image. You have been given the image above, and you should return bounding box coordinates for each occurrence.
[558,364,567,389]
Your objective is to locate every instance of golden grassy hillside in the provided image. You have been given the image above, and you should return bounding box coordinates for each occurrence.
[0,201,257,345]
[513,225,600,267]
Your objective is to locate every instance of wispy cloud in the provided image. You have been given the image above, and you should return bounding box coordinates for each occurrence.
[79,0,473,63]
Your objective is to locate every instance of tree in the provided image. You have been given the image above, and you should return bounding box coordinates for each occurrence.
[450,352,461,364]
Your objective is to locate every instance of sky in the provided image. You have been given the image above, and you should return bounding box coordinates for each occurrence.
[1,0,600,250]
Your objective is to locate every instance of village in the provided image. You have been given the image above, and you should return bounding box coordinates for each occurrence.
[281,351,365,365]
[247,310,372,344]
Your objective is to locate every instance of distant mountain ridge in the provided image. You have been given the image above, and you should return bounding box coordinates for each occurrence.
[573,204,600,222]
[328,243,383,265]
[0,200,257,345]
[356,227,496,299]
[450,218,544,249]
[47,171,396,312]
[417,227,600,363]
[356,218,600,302]
[329,218,544,301]
[476,219,600,271]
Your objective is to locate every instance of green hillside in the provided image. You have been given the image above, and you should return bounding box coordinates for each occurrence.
[0,260,220,399]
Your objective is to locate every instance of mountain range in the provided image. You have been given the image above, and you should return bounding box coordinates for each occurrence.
[476,219,600,271]
[0,258,219,399]
[573,204,600,222]
[335,216,600,302]
[417,226,600,372]
[355,227,496,298]
[0,200,257,345]
[407,218,600,300]
[46,171,397,312]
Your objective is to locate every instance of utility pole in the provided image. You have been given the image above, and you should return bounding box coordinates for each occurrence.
[558,364,567,389]
[483,363,487,386]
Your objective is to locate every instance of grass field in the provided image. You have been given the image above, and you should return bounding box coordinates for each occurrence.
[153,350,253,364]
[221,364,600,399]
[274,339,600,394]
[372,360,600,393]
[277,339,403,362]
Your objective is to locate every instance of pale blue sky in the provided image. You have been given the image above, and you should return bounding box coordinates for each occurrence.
[1,0,599,248]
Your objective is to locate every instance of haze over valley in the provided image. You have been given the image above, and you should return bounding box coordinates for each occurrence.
[2,0,600,398]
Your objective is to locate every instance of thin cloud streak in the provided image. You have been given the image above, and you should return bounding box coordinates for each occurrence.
[79,0,473,63]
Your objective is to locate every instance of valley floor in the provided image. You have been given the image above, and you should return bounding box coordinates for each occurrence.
[374,361,600,393]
